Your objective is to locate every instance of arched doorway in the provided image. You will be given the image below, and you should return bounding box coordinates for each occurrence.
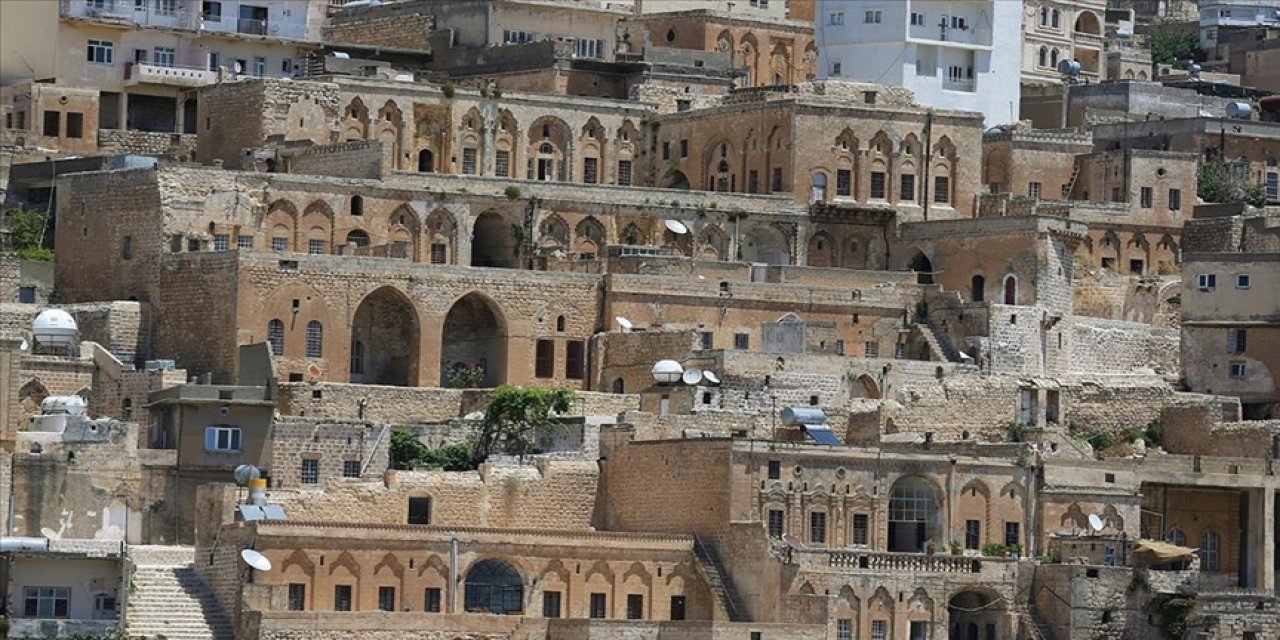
[418,149,434,172]
[441,293,507,387]
[464,559,523,614]
[888,476,941,552]
[472,211,518,268]
[346,229,370,248]
[350,287,420,386]
[971,275,985,302]
[1003,275,1017,304]
[948,591,1004,640]
[910,253,934,285]
[661,169,691,190]
[741,225,790,265]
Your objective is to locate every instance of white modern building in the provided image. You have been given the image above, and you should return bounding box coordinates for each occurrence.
[814,0,1022,127]
[1200,0,1280,50]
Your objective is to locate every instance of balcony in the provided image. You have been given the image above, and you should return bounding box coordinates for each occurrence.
[942,77,977,92]
[786,547,1018,577]
[63,0,194,29]
[908,23,993,48]
[125,62,217,88]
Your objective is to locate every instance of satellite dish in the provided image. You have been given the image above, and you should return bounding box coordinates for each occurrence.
[615,316,633,330]
[240,549,272,572]
[651,359,684,384]
[232,60,245,74]
[306,363,323,382]
[665,220,688,235]
[703,371,720,384]
[782,533,806,550]
[233,464,261,485]
[682,368,704,385]
[1088,514,1105,533]
[19,339,29,351]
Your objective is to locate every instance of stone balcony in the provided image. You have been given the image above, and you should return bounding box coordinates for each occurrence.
[787,547,1019,577]
[124,63,217,88]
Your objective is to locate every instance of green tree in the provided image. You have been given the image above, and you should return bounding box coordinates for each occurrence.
[473,385,574,464]
[1143,28,1198,67]
[390,429,477,471]
[5,206,53,261]
[1199,159,1267,207]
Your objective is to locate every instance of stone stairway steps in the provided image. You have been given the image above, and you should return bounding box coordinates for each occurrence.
[126,559,232,640]
[693,537,749,622]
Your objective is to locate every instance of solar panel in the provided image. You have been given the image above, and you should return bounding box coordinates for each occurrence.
[262,505,287,521]
[236,505,265,522]
[803,424,842,446]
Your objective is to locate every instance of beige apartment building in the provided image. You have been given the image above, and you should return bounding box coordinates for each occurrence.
[1022,0,1108,83]
[0,0,325,135]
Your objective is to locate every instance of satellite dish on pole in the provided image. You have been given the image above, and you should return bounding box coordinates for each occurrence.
[703,371,720,385]
[240,549,272,572]
[615,316,633,331]
[665,220,689,235]
[782,533,806,550]
[1088,513,1105,533]
[682,368,704,385]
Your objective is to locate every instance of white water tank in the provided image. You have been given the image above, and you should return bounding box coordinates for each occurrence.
[32,309,78,351]
[41,395,87,416]
[651,360,684,384]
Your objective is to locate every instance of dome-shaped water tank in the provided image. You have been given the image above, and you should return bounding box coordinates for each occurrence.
[41,395,87,416]
[650,360,684,384]
[32,309,78,351]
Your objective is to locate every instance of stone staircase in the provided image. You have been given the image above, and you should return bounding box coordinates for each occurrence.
[692,537,749,622]
[1018,603,1056,640]
[916,323,963,363]
[126,546,232,640]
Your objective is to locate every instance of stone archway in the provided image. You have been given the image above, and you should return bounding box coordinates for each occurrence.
[947,590,1005,640]
[350,287,420,386]
[441,292,507,387]
[472,211,518,268]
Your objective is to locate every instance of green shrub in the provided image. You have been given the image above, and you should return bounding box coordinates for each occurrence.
[441,82,456,98]
[504,186,521,200]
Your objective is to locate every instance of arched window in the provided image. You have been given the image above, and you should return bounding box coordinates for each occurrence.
[811,172,828,203]
[1039,47,1048,67]
[1166,527,1187,547]
[306,321,323,358]
[1051,8,1060,28]
[1039,7,1049,26]
[971,275,985,302]
[555,315,566,332]
[464,559,523,614]
[1050,49,1059,68]
[910,253,934,285]
[418,149,434,173]
[346,230,370,247]
[267,319,284,356]
[1003,275,1018,304]
[889,477,939,552]
[1201,530,1219,571]
[350,195,363,216]
[122,398,132,418]
[612,378,625,393]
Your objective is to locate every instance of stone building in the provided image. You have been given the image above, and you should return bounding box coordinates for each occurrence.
[1181,205,1280,420]
[1021,0,1109,84]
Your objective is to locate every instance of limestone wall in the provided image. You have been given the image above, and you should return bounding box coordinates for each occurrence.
[96,130,197,160]
[286,140,391,180]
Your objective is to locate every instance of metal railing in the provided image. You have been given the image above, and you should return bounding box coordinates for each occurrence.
[942,77,977,92]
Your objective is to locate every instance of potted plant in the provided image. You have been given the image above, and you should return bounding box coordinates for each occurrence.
[949,539,962,555]
[924,539,937,555]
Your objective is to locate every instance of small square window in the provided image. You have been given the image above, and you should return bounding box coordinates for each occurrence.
[342,460,361,478]
[830,60,842,75]
[1236,274,1250,289]
[408,496,431,525]
[733,333,750,349]
[700,331,714,349]
[300,459,319,484]
[1230,361,1247,378]
[1198,274,1217,290]
[767,460,781,479]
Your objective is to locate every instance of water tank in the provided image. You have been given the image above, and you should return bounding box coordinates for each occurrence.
[1227,102,1253,119]
[780,407,827,427]
[1057,59,1082,77]
[41,395,87,416]
[32,309,78,350]
[650,360,684,384]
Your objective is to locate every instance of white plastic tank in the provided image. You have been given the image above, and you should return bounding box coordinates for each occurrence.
[650,360,684,384]
[32,309,78,351]
[1227,102,1254,120]
[780,407,828,426]
[41,395,87,416]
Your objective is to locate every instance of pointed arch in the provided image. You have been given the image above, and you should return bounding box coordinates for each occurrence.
[441,291,508,387]
[418,554,448,578]
[539,213,571,251]
[807,231,837,267]
[697,224,729,261]
[342,97,370,141]
[351,286,421,386]
[373,552,405,579]
[425,208,457,265]
[574,216,606,259]
[329,551,361,578]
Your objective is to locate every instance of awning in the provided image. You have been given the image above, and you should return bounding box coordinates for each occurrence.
[802,424,842,446]
[1134,539,1197,564]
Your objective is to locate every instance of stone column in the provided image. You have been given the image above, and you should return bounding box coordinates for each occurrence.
[118,92,129,130]
[175,95,185,134]
[1250,486,1276,590]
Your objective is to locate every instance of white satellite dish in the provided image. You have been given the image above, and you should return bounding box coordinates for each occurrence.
[682,368,703,385]
[18,339,28,351]
[703,371,720,384]
[1088,514,1105,533]
[232,60,245,74]
[782,533,806,550]
[665,220,688,235]
[240,549,272,572]
[615,316,633,330]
